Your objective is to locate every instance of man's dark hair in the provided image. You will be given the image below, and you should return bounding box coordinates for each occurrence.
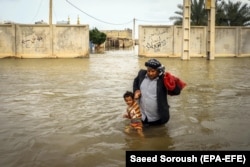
[123,91,134,99]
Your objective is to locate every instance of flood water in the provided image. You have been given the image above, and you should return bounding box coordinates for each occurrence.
[0,48,250,167]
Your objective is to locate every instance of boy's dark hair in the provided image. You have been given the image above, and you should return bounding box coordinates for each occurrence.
[123,91,134,99]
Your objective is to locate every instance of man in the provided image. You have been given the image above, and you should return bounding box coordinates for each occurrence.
[133,59,181,126]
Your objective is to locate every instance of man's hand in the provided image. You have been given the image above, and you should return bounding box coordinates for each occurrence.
[134,90,141,99]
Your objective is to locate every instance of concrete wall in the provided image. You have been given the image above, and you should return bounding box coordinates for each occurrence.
[0,24,15,57]
[138,26,174,57]
[0,24,89,58]
[53,25,89,58]
[1,24,250,58]
[139,25,250,58]
[240,28,250,56]
[172,26,207,57]
[215,27,250,57]
[15,24,51,58]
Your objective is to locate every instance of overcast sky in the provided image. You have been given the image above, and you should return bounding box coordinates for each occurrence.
[0,0,185,28]
[0,0,249,35]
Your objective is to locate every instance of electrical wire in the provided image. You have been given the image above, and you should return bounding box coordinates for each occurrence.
[65,0,133,25]
[31,0,44,22]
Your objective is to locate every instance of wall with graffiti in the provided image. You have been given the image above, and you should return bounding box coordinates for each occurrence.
[16,25,50,58]
[0,24,89,58]
[139,26,174,57]
[1,24,250,58]
[53,25,89,58]
[139,25,250,57]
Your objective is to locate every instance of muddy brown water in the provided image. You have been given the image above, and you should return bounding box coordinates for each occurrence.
[0,49,250,167]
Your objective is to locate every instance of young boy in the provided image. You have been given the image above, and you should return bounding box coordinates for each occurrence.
[123,91,144,137]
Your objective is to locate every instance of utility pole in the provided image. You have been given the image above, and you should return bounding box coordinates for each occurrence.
[181,0,191,60]
[49,0,52,25]
[49,0,54,57]
[206,0,215,60]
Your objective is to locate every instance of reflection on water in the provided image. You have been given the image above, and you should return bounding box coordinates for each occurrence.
[0,49,250,166]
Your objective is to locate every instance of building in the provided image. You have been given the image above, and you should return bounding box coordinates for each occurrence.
[102,29,133,48]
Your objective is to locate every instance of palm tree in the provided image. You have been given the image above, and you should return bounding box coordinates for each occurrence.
[190,0,207,25]
[169,4,183,25]
[218,0,250,26]
[215,0,228,26]
[170,0,250,26]
[170,0,207,26]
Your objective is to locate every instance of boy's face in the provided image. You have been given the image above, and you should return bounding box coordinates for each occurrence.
[124,96,134,107]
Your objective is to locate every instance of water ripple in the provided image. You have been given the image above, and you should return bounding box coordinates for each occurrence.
[0,54,250,166]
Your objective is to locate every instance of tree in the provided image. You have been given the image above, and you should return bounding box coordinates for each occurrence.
[215,0,228,26]
[190,0,207,25]
[217,0,250,26]
[169,4,183,25]
[170,0,250,26]
[170,0,207,26]
[89,28,107,46]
